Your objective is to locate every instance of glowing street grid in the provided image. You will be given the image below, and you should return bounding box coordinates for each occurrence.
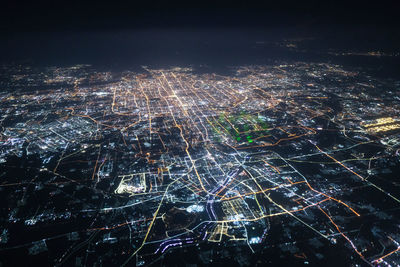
[0,63,400,266]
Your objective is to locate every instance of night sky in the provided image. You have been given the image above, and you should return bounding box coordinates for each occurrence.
[1,0,399,32]
[0,0,399,70]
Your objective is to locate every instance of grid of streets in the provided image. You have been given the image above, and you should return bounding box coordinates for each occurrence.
[0,63,400,266]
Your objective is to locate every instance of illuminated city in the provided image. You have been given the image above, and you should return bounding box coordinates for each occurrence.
[0,58,400,265]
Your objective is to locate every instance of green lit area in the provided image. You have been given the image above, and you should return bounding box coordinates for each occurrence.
[209,111,269,143]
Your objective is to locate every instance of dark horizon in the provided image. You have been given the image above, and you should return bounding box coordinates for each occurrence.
[2,0,399,70]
